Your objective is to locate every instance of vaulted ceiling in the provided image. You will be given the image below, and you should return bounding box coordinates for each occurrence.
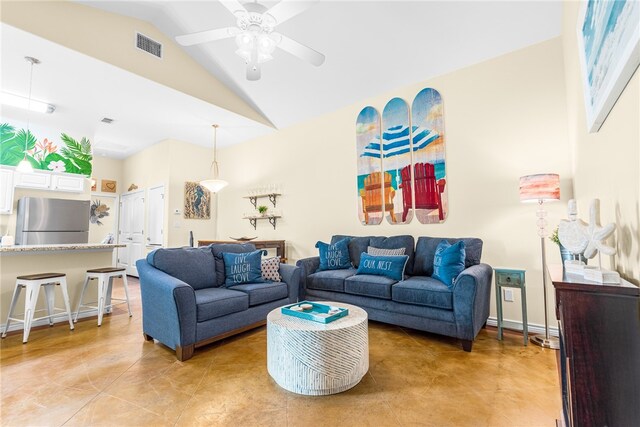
[2,1,562,156]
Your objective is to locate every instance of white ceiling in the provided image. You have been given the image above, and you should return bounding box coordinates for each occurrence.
[2,1,562,159]
[0,24,273,158]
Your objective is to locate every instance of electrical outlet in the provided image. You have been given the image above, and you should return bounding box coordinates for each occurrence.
[503,289,515,302]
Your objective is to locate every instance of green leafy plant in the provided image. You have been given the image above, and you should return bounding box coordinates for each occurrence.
[59,134,92,175]
[258,205,269,215]
[549,227,561,246]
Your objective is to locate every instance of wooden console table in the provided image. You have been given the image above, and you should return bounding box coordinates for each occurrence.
[198,240,286,263]
[550,264,639,427]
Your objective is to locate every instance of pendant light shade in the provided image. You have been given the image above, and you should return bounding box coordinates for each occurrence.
[200,124,228,193]
[17,56,41,174]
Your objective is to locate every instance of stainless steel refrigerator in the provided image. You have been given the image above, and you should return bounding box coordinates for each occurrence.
[15,197,90,245]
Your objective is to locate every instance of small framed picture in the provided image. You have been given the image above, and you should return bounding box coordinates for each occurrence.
[101,179,117,193]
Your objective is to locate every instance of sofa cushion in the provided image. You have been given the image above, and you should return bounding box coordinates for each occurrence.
[307,268,357,292]
[147,246,216,290]
[344,274,397,299]
[261,257,281,282]
[392,276,453,310]
[222,250,266,287]
[229,282,289,306]
[316,238,352,271]
[331,235,371,268]
[367,246,406,256]
[194,288,249,322]
[413,237,483,276]
[211,243,257,286]
[356,253,409,281]
[433,240,466,288]
[369,235,416,275]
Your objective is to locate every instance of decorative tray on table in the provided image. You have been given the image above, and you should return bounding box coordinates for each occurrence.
[281,301,349,324]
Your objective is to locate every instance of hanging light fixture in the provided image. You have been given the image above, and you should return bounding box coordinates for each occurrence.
[199,124,228,193]
[16,56,40,174]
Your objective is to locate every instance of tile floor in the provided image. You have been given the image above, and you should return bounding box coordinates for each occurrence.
[1,277,561,426]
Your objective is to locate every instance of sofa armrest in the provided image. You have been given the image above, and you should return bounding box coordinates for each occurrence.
[136,259,197,350]
[278,263,301,302]
[295,256,320,299]
[452,263,493,341]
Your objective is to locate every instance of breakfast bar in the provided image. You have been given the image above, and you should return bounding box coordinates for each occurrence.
[0,244,125,329]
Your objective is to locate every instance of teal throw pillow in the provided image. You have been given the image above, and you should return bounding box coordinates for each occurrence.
[432,240,466,288]
[316,238,352,271]
[222,250,266,287]
[356,252,409,281]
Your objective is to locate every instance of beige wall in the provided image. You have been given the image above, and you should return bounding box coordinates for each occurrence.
[91,156,123,194]
[216,38,572,327]
[562,1,640,285]
[1,0,271,127]
[121,139,218,248]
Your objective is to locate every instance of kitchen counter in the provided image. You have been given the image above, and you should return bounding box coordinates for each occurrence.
[0,243,125,253]
[0,243,127,330]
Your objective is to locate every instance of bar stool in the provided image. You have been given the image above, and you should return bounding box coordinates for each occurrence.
[2,273,75,343]
[74,267,132,326]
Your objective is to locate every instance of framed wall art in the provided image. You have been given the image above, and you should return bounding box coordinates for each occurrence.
[577,0,639,132]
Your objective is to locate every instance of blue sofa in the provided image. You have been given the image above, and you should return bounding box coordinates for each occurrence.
[296,235,492,351]
[136,243,301,361]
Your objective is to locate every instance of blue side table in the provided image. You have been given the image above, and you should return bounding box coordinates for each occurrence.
[494,268,528,346]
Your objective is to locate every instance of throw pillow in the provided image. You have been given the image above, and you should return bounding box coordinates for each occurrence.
[367,246,406,256]
[222,250,266,287]
[432,240,466,288]
[356,252,409,281]
[261,257,281,282]
[316,238,352,271]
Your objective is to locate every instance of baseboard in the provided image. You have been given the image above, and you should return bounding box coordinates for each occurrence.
[1,308,104,334]
[486,316,559,337]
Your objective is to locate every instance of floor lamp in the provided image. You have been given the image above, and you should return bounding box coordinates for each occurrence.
[519,173,560,349]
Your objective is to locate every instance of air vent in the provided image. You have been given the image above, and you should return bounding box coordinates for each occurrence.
[101,117,114,124]
[136,32,162,58]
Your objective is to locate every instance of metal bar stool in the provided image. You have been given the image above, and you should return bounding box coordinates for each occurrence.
[74,267,132,326]
[2,273,75,343]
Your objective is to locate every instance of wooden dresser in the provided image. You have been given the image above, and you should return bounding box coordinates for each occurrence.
[550,265,639,427]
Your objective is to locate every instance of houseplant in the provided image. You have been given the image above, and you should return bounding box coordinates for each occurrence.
[258,205,269,216]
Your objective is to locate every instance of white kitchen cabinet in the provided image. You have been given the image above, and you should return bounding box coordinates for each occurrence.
[51,174,85,192]
[14,170,51,189]
[14,170,85,193]
[0,168,14,215]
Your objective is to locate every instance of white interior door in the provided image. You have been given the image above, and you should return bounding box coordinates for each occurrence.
[118,190,145,277]
[147,185,165,247]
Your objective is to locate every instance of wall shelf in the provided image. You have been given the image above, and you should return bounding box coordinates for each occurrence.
[243,215,281,230]
[243,193,281,208]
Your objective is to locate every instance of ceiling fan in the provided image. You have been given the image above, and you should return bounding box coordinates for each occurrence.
[176,0,325,81]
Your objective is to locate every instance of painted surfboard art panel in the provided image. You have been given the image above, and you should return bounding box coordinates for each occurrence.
[356,106,383,225]
[411,88,448,223]
[381,97,413,224]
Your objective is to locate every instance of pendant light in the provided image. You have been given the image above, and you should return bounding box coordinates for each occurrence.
[199,124,228,193]
[16,56,40,174]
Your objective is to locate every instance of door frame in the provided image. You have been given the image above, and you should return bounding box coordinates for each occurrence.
[117,188,145,276]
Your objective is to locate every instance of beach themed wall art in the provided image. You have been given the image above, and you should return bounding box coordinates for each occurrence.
[411,88,448,224]
[184,181,211,219]
[0,122,92,175]
[381,98,412,224]
[577,0,639,132]
[356,106,384,225]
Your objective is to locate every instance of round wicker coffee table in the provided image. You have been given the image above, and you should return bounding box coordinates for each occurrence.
[267,302,369,395]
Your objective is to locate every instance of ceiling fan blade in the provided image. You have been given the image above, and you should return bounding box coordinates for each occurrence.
[266,0,318,24]
[219,0,247,17]
[246,63,261,81]
[273,33,325,66]
[176,27,239,46]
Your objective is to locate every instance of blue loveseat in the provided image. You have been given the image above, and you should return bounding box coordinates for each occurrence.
[137,243,301,361]
[296,235,492,351]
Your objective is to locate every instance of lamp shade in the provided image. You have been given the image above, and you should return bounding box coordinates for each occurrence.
[200,178,228,193]
[519,174,560,202]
